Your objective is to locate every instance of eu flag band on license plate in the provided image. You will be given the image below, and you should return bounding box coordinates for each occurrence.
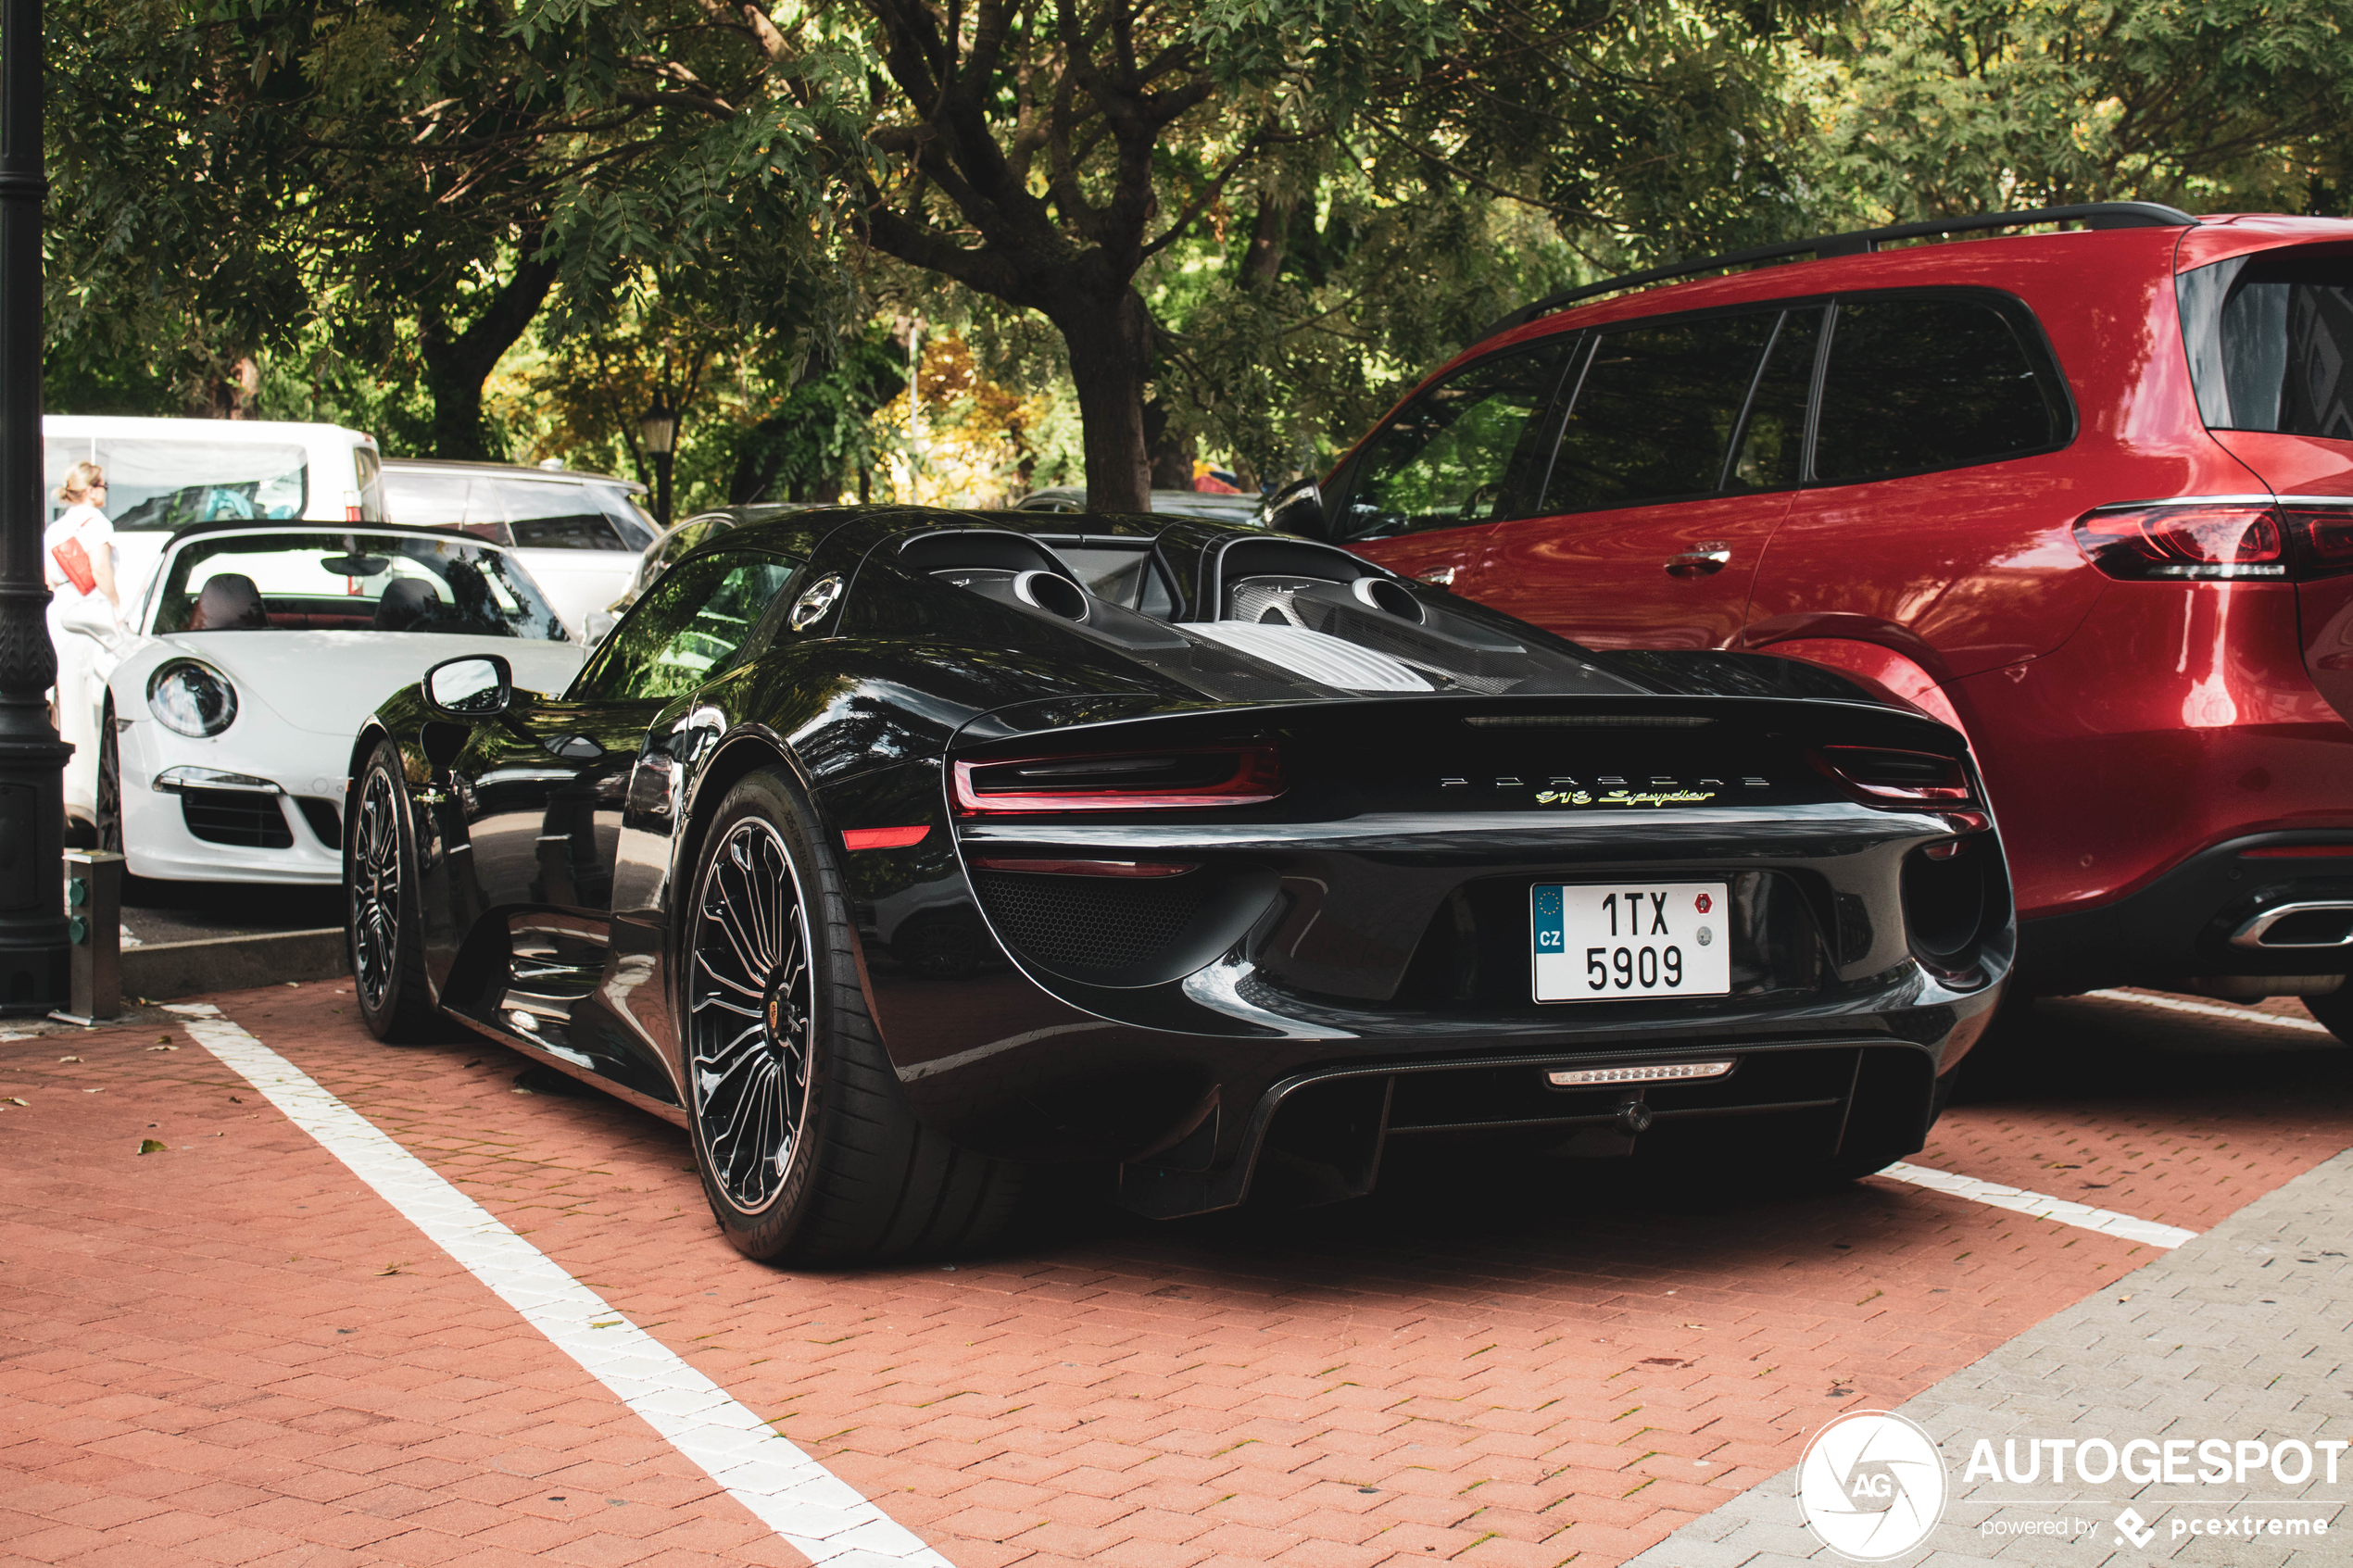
[1530,881,1733,1002]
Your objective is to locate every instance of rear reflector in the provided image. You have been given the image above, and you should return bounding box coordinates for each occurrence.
[1546,1060,1734,1087]
[968,857,1199,878]
[2074,504,2287,580]
[954,745,1281,813]
[2240,843,2353,859]
[1815,746,1970,804]
[843,825,929,850]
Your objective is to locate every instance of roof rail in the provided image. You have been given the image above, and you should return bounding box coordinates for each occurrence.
[1478,201,2199,342]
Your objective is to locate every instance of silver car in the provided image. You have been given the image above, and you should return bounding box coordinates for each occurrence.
[382,459,657,634]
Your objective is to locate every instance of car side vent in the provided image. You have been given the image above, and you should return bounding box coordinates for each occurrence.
[182,788,294,849]
[974,869,1213,980]
[296,797,344,850]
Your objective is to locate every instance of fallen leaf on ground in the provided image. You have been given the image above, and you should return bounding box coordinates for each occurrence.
[137,1138,166,1154]
[146,1045,178,1052]
[57,1056,79,1062]
[5,1098,25,1107]
[375,1264,403,1276]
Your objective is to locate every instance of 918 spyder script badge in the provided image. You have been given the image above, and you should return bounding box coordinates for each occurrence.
[1538,786,1716,809]
[1438,773,1767,806]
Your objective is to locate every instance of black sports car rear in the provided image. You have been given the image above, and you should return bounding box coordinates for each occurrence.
[345,507,2012,1263]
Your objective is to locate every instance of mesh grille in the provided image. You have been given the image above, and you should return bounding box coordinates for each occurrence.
[182,789,293,849]
[975,869,1211,975]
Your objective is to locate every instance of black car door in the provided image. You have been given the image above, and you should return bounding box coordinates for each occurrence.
[422,547,802,1098]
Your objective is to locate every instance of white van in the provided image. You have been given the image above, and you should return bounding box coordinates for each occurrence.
[44,415,385,612]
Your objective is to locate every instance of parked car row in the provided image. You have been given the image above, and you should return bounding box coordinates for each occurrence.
[55,200,2353,1268]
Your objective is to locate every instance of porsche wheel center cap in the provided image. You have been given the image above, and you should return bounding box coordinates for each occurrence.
[766,992,782,1035]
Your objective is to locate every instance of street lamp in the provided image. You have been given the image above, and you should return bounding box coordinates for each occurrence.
[639,399,676,530]
[0,0,72,1010]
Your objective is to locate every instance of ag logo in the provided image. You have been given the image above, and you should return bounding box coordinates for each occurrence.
[1796,1410,1947,1561]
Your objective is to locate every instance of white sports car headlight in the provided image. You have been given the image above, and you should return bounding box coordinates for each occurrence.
[147,659,239,737]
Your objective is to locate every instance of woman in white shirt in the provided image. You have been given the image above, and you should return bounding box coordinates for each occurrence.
[44,461,121,832]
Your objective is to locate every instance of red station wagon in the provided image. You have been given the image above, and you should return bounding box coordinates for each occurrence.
[1271,203,2353,1033]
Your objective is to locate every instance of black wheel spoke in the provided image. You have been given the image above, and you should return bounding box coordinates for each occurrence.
[350,769,406,1013]
[686,812,814,1214]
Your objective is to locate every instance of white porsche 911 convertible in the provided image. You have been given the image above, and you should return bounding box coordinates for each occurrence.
[86,521,585,883]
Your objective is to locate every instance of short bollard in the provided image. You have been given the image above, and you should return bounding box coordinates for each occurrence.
[56,849,125,1024]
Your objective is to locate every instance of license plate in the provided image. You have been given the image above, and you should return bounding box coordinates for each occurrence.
[1531,882,1730,1002]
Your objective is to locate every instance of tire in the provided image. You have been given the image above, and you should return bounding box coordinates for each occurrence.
[2303,988,2353,1045]
[683,765,1026,1264]
[347,739,440,1042]
[95,696,123,856]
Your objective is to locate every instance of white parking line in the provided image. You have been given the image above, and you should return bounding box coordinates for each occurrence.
[2083,987,2332,1034]
[1878,1162,2197,1249]
[174,1005,952,1568]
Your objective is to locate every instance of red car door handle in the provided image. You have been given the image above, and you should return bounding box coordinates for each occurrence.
[1416,566,1457,586]
[1666,547,1731,577]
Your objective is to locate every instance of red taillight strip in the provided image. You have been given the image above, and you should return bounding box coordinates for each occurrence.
[968,857,1200,878]
[1813,746,1971,805]
[952,745,1282,814]
[842,826,930,850]
[2240,844,2353,859]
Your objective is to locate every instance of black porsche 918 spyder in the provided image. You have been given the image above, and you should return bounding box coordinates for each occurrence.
[345,505,2012,1263]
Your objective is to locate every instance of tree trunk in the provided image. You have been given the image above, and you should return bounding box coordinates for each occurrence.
[1239,194,1294,291]
[418,255,560,460]
[1051,287,1154,513]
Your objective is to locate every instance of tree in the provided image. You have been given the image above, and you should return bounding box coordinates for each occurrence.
[1807,0,2353,218]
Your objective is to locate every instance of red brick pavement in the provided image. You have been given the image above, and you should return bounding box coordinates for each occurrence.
[0,1004,796,1568]
[5,982,2350,1568]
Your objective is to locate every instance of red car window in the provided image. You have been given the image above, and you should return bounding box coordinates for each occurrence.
[1338,342,1572,541]
[1545,310,1778,512]
[1813,295,2067,483]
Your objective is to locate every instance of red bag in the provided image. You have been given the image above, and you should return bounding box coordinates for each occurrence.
[51,535,94,596]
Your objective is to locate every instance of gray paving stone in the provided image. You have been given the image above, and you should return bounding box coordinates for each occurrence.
[1621,1146,2353,1567]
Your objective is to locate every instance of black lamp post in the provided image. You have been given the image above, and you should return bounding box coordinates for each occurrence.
[639,399,675,529]
[0,0,70,1012]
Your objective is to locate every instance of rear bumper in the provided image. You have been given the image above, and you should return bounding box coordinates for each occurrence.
[2017,830,2353,993]
[1114,1034,1948,1218]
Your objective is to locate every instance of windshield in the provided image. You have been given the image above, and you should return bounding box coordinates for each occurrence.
[152,532,569,641]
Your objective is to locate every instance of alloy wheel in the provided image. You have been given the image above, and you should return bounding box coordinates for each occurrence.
[350,768,403,1011]
[687,817,813,1213]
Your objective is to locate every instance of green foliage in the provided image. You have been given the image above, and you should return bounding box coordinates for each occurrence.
[1810,0,2353,216]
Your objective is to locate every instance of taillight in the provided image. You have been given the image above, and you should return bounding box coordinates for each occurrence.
[952,745,1282,814]
[1815,745,1970,805]
[2073,504,2287,580]
[2284,508,2353,578]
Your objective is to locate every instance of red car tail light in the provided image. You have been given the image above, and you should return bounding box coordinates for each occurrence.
[2073,504,2288,580]
[952,745,1282,814]
[1815,745,1971,805]
[2284,508,2353,578]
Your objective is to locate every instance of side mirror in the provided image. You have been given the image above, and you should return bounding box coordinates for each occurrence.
[424,654,513,719]
[1265,477,1327,539]
[581,608,618,648]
